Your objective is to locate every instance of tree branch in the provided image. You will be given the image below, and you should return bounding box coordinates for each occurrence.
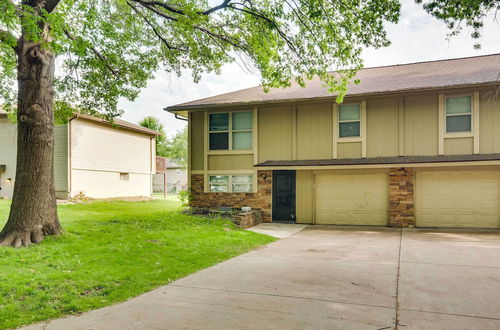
[227,3,302,58]
[126,1,187,54]
[202,0,232,15]
[132,0,249,53]
[133,0,233,16]
[131,0,178,21]
[63,29,120,78]
[132,0,185,15]
[43,0,62,13]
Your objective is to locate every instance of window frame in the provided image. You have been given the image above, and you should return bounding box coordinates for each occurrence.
[208,110,253,152]
[444,94,474,135]
[208,175,230,192]
[208,174,254,193]
[338,103,362,141]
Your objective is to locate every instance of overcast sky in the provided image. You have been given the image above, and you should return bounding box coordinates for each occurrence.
[119,1,500,137]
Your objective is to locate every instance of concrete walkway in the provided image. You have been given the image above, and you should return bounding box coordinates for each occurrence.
[24,226,500,330]
[247,222,308,238]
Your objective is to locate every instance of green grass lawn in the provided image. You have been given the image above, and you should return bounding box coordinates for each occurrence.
[0,199,276,329]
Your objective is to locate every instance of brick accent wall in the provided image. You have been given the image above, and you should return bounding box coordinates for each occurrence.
[388,167,415,227]
[190,171,272,222]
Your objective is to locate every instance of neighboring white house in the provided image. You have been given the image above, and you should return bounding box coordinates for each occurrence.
[0,111,158,199]
[153,158,187,194]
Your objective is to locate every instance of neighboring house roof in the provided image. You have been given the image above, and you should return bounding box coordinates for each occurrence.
[166,53,500,111]
[0,111,159,136]
[71,113,161,137]
[256,154,500,167]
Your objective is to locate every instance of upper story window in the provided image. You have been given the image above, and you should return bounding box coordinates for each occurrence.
[209,111,252,150]
[445,96,472,133]
[339,104,360,138]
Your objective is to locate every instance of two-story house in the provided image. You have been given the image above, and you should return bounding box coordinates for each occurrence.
[166,54,500,228]
[1,112,158,199]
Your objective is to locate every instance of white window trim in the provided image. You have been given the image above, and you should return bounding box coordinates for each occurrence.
[338,103,362,141]
[208,175,230,192]
[208,110,253,153]
[444,94,474,138]
[438,92,480,155]
[206,172,256,193]
[332,100,366,158]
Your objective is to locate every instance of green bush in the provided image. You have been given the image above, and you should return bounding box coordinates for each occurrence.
[178,189,191,208]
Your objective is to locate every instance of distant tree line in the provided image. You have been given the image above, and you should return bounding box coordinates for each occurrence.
[139,116,187,167]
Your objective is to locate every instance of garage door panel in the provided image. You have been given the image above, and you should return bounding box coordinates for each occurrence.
[418,214,436,227]
[416,171,500,228]
[481,200,497,211]
[315,173,388,225]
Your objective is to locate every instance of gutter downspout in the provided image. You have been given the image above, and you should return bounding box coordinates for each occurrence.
[163,107,188,122]
[174,113,188,121]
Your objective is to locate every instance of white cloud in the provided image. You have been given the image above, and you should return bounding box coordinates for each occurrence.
[119,1,500,136]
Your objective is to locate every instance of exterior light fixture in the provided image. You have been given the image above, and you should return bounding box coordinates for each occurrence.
[260,173,267,180]
[6,178,12,183]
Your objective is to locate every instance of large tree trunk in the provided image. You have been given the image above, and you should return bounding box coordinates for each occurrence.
[0,33,62,247]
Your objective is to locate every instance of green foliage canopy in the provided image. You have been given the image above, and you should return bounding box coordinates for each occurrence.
[0,0,401,116]
[165,126,187,167]
[416,0,500,49]
[139,116,168,156]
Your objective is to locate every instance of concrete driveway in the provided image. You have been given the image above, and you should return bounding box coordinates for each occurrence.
[24,226,500,330]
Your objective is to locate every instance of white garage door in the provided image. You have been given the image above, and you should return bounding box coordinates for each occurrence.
[315,173,388,225]
[416,171,500,228]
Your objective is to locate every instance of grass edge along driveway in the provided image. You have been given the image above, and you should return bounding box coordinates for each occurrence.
[0,199,276,329]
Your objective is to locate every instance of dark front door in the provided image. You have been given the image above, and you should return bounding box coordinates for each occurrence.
[272,170,296,222]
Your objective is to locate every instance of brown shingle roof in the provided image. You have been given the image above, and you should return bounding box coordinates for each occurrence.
[256,154,500,167]
[71,113,161,136]
[166,53,500,111]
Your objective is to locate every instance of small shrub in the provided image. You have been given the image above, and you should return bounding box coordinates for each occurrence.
[178,189,191,208]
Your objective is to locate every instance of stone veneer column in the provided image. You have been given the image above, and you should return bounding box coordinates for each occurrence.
[189,171,273,222]
[388,167,415,227]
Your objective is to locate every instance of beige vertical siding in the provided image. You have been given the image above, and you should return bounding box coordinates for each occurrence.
[70,118,153,198]
[337,142,362,158]
[296,170,313,223]
[366,97,399,157]
[479,91,500,153]
[296,102,332,160]
[188,88,500,173]
[444,137,474,155]
[258,105,293,162]
[403,94,439,156]
[191,111,205,170]
[208,154,254,170]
